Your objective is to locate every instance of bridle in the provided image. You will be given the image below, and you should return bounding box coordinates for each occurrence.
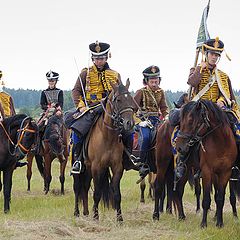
[101,90,134,131]
[0,116,37,156]
[177,101,222,150]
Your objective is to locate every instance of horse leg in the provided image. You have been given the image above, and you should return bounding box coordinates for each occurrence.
[3,169,14,213]
[0,172,2,192]
[194,177,201,213]
[82,172,91,216]
[215,174,229,228]
[58,154,67,195]
[140,178,146,203]
[215,187,225,228]
[229,180,238,218]
[26,153,34,191]
[92,168,105,221]
[173,177,186,220]
[149,173,156,201]
[44,155,52,194]
[166,170,173,214]
[200,170,211,228]
[153,170,165,220]
[73,174,80,217]
[159,181,166,213]
[111,169,124,222]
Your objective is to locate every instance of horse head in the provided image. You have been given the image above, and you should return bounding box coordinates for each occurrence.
[2,114,38,160]
[108,79,135,133]
[44,115,64,155]
[176,99,228,155]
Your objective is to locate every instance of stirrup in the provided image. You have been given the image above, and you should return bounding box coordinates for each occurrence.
[230,166,240,181]
[129,154,141,164]
[71,161,82,174]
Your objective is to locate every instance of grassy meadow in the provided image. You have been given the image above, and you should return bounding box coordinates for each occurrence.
[0,159,239,240]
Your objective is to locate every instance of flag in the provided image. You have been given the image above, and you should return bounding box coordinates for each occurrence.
[196,0,211,48]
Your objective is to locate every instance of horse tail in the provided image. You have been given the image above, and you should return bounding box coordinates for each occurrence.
[35,154,45,178]
[101,168,112,209]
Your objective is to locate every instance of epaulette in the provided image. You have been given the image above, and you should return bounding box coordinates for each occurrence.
[81,67,88,73]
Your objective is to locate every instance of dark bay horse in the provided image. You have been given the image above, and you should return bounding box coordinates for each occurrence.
[27,115,69,194]
[73,79,135,221]
[0,114,38,212]
[176,100,238,228]
[153,120,175,220]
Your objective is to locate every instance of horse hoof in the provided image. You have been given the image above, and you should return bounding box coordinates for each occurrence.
[4,209,10,214]
[152,212,159,221]
[200,222,207,228]
[140,199,145,203]
[216,222,224,228]
[117,215,123,222]
[178,215,186,221]
[74,211,80,217]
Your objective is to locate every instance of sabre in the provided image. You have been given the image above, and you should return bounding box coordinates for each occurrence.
[74,57,89,109]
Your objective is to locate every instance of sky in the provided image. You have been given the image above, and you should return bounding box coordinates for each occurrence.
[0,0,239,92]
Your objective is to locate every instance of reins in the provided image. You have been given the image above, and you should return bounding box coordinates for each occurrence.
[0,116,36,156]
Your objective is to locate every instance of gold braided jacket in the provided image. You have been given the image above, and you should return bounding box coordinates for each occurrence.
[72,65,120,108]
[134,87,169,118]
[0,91,16,117]
[188,66,240,119]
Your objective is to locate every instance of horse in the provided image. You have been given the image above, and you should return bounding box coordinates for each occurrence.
[0,114,38,212]
[73,79,135,221]
[176,99,238,228]
[26,114,69,194]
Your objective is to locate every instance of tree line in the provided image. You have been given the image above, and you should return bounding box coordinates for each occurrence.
[3,87,240,119]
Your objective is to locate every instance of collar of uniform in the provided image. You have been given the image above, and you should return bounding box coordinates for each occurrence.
[93,62,110,72]
[46,87,58,90]
[146,86,161,93]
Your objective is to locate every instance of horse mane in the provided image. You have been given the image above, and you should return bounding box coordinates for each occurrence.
[44,115,63,140]
[181,100,229,126]
[3,114,29,129]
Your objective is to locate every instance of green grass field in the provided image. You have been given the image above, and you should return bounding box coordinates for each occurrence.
[0,160,239,240]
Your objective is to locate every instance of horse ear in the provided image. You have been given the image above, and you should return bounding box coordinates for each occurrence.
[196,100,202,110]
[109,80,117,92]
[125,78,130,90]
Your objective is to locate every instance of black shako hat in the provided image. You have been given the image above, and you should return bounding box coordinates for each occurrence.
[46,70,59,81]
[89,41,110,59]
[142,65,160,84]
[203,37,224,55]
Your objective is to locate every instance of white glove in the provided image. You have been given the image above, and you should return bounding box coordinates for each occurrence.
[138,120,149,127]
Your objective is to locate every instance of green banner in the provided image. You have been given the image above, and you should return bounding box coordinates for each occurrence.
[196,1,210,48]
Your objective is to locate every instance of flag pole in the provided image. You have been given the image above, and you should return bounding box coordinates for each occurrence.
[188,0,211,100]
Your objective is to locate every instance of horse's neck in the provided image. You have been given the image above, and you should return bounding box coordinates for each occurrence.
[99,104,119,140]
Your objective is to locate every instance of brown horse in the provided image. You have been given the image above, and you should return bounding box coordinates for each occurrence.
[73,79,135,221]
[27,115,69,194]
[0,114,38,212]
[176,99,238,228]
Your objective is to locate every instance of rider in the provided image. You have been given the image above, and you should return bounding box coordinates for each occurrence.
[70,41,136,174]
[175,37,240,179]
[134,65,169,178]
[0,71,27,168]
[0,70,16,120]
[37,70,63,151]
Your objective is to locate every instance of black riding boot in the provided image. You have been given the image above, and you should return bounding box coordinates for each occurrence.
[175,153,188,179]
[71,143,83,174]
[122,132,140,171]
[138,151,150,179]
